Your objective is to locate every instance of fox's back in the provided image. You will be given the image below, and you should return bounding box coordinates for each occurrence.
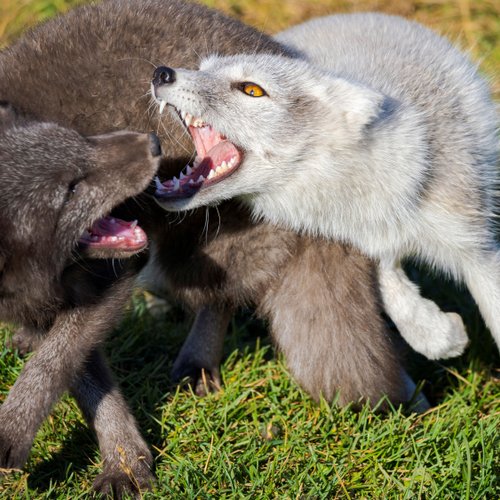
[276,13,498,213]
[277,15,496,151]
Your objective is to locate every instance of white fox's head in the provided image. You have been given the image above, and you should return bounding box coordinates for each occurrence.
[151,54,386,211]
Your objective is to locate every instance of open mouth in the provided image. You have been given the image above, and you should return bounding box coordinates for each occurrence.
[78,216,147,253]
[155,108,242,200]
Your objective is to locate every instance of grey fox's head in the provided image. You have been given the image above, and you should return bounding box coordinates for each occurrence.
[0,102,161,321]
[152,54,385,211]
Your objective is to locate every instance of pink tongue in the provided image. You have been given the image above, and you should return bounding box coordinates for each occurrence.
[190,124,223,158]
[90,217,137,237]
[79,216,147,251]
[196,141,240,176]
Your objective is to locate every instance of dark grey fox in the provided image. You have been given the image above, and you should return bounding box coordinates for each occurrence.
[0,103,160,492]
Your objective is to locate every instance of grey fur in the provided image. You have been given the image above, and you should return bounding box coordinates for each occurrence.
[0,2,425,493]
[0,104,159,494]
[152,13,499,359]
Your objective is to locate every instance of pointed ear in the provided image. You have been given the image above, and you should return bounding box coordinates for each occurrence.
[327,78,387,140]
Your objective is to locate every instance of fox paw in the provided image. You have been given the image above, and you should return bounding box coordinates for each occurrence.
[0,432,30,472]
[403,310,469,360]
[7,326,41,357]
[171,357,222,397]
[93,460,154,499]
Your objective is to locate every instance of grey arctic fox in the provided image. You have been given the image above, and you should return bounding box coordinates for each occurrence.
[152,13,500,360]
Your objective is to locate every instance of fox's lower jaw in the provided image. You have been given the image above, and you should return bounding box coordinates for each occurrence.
[78,216,148,257]
[154,151,240,199]
[153,191,208,212]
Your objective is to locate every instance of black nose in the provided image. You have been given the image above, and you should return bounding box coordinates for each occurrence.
[148,132,162,157]
[152,66,176,87]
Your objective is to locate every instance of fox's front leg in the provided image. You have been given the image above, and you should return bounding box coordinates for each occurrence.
[378,262,469,359]
[74,349,154,497]
[171,304,233,396]
[5,330,154,496]
[0,276,133,471]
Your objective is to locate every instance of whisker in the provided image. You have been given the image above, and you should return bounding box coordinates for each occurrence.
[214,205,222,239]
[202,206,210,245]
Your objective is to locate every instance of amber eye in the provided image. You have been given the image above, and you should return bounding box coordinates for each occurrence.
[238,82,267,97]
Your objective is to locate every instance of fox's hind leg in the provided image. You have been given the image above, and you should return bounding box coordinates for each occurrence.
[378,263,469,359]
[171,305,233,396]
[258,240,416,408]
[461,248,500,350]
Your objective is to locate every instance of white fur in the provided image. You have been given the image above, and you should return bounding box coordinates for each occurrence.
[154,13,499,359]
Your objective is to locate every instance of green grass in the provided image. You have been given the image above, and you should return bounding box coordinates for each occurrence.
[1,292,499,498]
[0,0,499,498]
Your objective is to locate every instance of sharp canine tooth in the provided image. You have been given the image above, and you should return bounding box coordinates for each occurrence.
[130,220,138,229]
[207,170,215,179]
[159,100,166,114]
[185,113,193,127]
[154,176,163,190]
[179,172,185,179]
[181,110,187,120]
[186,165,193,175]
[173,177,180,190]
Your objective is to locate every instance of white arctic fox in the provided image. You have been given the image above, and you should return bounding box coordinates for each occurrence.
[152,13,499,359]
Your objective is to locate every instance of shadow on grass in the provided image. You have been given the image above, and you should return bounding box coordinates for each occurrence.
[27,424,95,491]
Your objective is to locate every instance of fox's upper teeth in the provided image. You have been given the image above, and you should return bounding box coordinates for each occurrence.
[184,113,193,127]
[154,176,163,190]
[186,165,193,175]
[158,100,167,114]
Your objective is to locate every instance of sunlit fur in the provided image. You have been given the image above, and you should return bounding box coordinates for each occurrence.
[155,13,499,359]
